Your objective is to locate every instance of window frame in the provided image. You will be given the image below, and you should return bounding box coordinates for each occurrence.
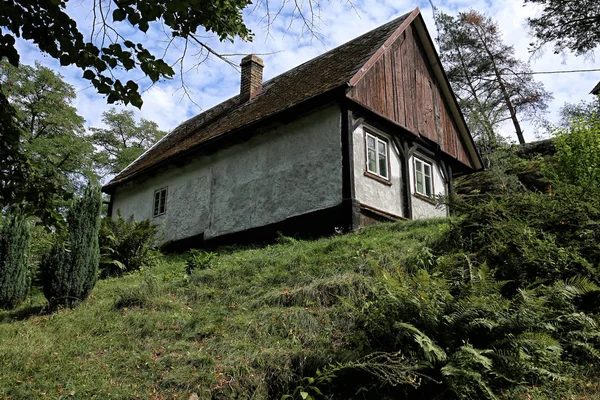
[413,157,434,199]
[363,129,391,182]
[153,187,168,217]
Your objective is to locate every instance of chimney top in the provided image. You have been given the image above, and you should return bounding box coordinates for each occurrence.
[240,55,264,102]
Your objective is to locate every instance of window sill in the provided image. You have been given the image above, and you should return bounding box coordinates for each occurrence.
[413,192,437,205]
[364,171,392,186]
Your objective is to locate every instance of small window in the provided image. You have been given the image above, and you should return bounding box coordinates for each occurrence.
[365,132,389,179]
[414,158,433,197]
[153,188,167,217]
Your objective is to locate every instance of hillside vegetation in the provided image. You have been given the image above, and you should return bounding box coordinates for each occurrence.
[1,190,600,399]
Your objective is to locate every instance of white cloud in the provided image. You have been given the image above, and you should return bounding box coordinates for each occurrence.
[12,0,600,142]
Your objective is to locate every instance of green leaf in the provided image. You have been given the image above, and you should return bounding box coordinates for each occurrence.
[112,9,126,22]
[138,19,149,33]
[82,69,95,80]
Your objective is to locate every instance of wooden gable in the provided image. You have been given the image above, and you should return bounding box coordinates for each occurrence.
[347,18,474,169]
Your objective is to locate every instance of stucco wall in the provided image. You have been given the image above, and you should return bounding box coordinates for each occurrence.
[352,124,403,218]
[111,105,343,242]
[409,152,448,219]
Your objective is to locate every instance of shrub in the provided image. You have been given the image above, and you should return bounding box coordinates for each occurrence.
[185,249,216,275]
[40,185,102,308]
[99,211,161,278]
[0,212,31,310]
[551,115,600,194]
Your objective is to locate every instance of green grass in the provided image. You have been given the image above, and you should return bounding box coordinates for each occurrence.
[0,219,445,400]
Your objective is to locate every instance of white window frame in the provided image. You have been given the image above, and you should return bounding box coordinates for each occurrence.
[414,158,434,198]
[365,131,389,180]
[153,187,168,217]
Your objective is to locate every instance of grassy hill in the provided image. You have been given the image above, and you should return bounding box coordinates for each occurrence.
[0,220,442,399]
[1,211,599,399]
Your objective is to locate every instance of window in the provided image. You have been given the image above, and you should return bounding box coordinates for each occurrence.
[153,188,167,217]
[365,131,389,180]
[414,158,433,198]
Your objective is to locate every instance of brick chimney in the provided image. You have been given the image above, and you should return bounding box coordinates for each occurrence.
[240,55,264,102]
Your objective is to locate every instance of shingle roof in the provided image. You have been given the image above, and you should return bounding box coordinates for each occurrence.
[592,81,600,95]
[103,11,412,190]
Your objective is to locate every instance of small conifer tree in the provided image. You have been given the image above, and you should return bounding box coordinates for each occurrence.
[41,185,102,308]
[0,212,31,310]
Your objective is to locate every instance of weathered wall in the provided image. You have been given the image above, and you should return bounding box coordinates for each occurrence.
[111,105,343,242]
[352,123,403,218]
[409,152,448,219]
[347,24,472,169]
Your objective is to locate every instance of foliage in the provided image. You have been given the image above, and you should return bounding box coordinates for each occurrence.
[0,61,95,228]
[99,211,161,278]
[435,10,551,146]
[0,0,251,107]
[0,212,31,310]
[185,249,216,275]
[524,0,600,56]
[40,185,102,308]
[557,96,600,128]
[441,189,600,287]
[549,115,600,195]
[91,108,166,177]
[0,217,598,398]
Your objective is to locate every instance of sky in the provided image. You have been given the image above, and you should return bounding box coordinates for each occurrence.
[13,0,600,143]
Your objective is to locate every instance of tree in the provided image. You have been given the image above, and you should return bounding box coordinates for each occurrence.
[524,0,600,56]
[558,95,600,128]
[40,185,102,309]
[0,61,96,226]
[436,10,552,147]
[91,108,166,177]
[0,0,326,108]
[0,212,31,310]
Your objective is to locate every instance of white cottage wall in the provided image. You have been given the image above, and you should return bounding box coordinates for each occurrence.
[352,124,403,218]
[409,152,448,219]
[111,105,343,242]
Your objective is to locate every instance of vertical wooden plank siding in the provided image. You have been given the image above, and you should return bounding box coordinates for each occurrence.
[347,21,473,168]
[391,39,406,126]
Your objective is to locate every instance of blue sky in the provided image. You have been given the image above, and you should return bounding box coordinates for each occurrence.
[13,0,600,142]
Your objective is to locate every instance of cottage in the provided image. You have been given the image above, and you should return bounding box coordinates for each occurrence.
[102,7,483,247]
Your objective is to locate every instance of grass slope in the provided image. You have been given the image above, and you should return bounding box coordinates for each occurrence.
[0,220,443,399]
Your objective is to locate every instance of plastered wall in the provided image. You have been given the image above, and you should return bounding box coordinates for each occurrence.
[352,124,403,218]
[111,106,343,241]
[409,152,448,219]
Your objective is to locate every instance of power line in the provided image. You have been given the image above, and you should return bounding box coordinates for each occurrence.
[515,68,600,76]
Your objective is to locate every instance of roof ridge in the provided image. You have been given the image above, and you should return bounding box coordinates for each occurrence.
[259,11,414,88]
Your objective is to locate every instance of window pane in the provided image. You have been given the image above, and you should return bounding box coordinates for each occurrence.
[367,136,375,150]
[368,148,377,173]
[425,177,432,196]
[415,160,422,173]
[424,164,431,178]
[160,190,166,214]
[379,153,388,178]
[377,140,386,154]
[416,172,423,194]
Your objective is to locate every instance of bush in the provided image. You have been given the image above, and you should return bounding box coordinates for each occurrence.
[551,115,600,195]
[440,189,600,288]
[99,211,161,278]
[40,185,102,308]
[0,212,31,310]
